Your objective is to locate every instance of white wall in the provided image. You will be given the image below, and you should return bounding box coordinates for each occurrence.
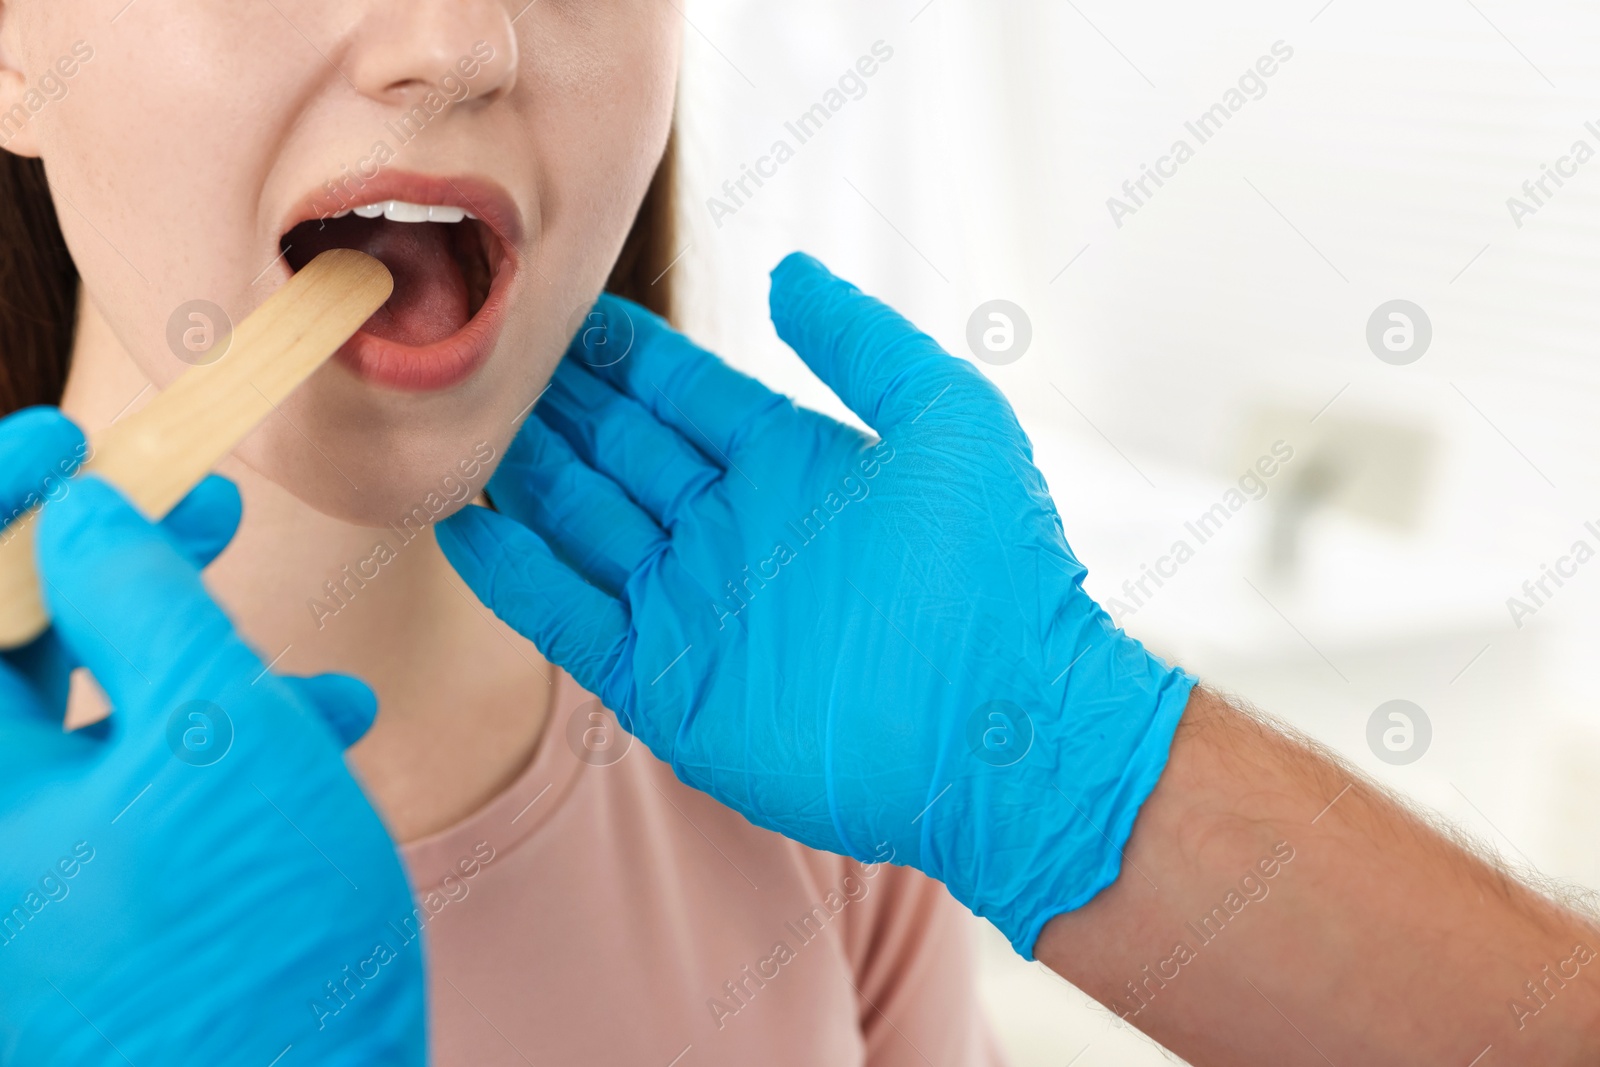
[676,3,1600,1062]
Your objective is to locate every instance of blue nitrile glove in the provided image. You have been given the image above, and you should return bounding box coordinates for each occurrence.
[438,255,1196,957]
[0,408,423,1065]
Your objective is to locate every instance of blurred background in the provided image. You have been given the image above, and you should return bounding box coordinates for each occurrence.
[672,1,1600,1062]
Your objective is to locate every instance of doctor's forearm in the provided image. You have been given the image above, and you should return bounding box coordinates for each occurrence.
[1035,686,1600,1066]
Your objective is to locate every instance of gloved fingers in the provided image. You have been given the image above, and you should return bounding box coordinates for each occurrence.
[538,359,721,529]
[0,407,87,528]
[34,476,267,728]
[438,504,631,701]
[158,474,243,570]
[572,293,788,460]
[0,708,95,783]
[490,417,667,597]
[280,673,378,749]
[0,627,78,727]
[768,252,988,433]
[0,477,237,729]
[0,652,54,728]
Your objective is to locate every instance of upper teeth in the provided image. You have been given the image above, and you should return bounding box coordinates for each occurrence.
[333,200,477,223]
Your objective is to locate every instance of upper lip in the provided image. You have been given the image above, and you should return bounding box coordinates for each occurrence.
[276,170,525,270]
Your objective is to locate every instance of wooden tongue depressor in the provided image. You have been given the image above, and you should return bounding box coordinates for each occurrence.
[0,248,393,650]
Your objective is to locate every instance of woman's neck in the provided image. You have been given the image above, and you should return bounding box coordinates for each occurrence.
[59,292,552,843]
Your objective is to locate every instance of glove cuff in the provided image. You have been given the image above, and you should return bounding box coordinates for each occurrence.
[1010,656,1195,958]
[928,626,1196,960]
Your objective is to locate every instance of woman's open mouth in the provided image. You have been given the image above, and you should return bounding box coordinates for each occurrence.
[278,173,521,392]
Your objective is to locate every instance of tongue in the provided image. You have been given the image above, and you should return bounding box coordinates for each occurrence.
[294,218,470,347]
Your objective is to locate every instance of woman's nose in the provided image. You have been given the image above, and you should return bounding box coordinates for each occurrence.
[344,1,518,107]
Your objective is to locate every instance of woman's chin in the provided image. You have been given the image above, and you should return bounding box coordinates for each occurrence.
[229,416,505,530]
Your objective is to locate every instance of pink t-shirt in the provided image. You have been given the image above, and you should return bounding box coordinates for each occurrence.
[398,669,1006,1066]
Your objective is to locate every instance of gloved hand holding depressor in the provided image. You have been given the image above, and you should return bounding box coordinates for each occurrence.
[0,408,424,1066]
[438,253,1196,957]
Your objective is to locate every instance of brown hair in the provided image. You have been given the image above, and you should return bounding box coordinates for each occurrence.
[0,154,77,416]
[0,130,678,418]
[604,128,678,322]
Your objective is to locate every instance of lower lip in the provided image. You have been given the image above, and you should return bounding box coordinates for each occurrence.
[327,253,517,392]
